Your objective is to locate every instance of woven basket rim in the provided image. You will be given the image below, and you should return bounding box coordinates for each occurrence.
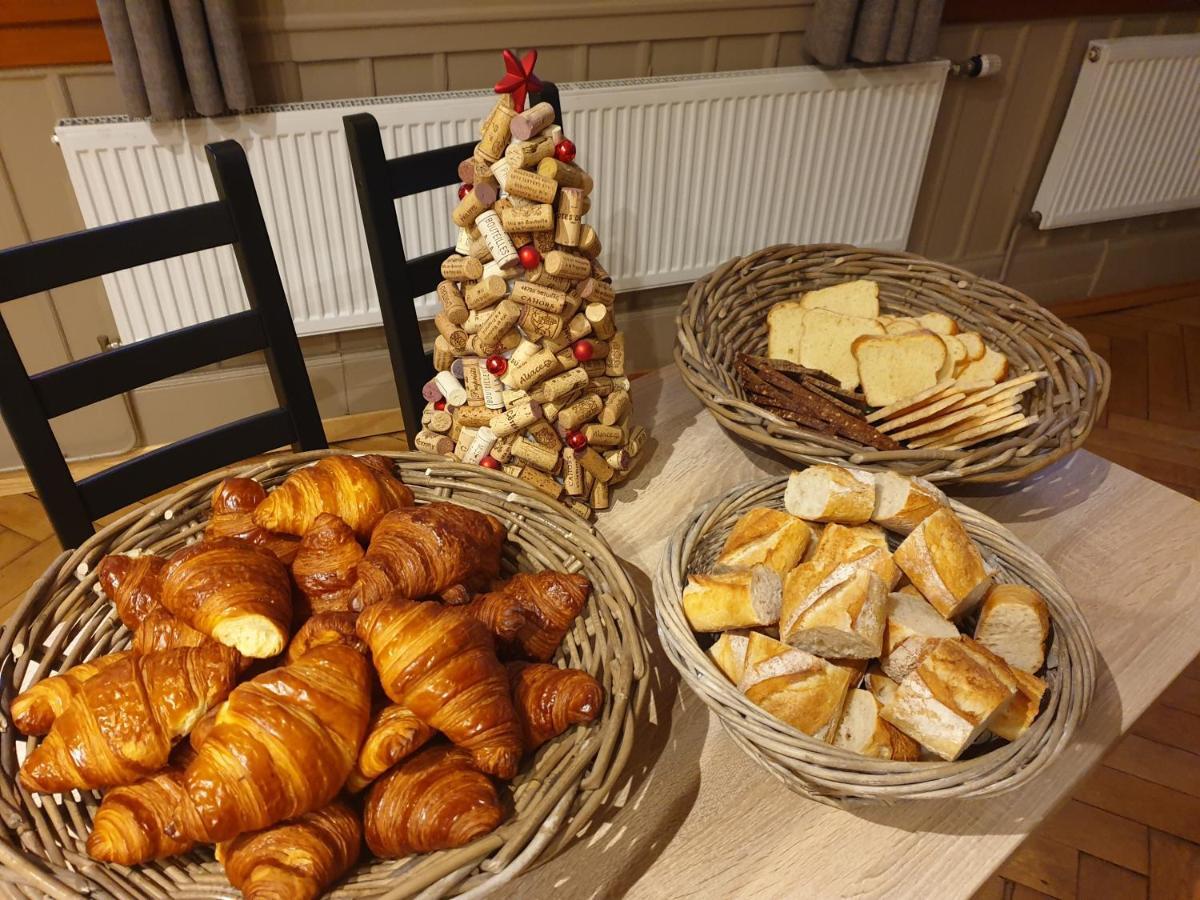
[0,450,651,899]
[653,472,1098,805]
[675,243,1111,484]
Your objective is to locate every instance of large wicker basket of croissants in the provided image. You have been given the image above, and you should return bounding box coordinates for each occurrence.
[0,451,648,899]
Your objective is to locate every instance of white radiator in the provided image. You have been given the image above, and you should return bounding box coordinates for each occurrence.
[54,63,947,343]
[1033,34,1200,229]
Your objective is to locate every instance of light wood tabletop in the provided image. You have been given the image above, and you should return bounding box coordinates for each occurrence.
[517,364,1200,900]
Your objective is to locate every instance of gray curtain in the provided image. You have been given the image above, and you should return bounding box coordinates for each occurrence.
[807,0,945,67]
[96,0,255,120]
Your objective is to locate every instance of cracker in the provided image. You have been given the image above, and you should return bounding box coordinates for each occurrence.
[877,392,966,433]
[889,397,1008,440]
[865,378,956,422]
[942,372,1043,412]
[939,414,1039,450]
[909,402,1021,448]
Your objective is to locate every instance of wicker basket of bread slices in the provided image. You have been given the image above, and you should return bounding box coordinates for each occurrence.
[676,244,1110,483]
[0,452,647,899]
[654,464,1097,804]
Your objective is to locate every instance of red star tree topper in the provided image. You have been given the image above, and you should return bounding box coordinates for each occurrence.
[493,49,542,113]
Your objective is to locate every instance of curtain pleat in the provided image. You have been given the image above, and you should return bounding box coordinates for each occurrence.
[169,0,225,116]
[95,0,150,119]
[807,0,944,68]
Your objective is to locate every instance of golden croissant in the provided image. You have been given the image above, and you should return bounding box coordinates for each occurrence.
[356,599,523,779]
[474,572,591,661]
[285,611,366,665]
[206,477,301,564]
[252,454,414,540]
[10,651,132,736]
[508,662,605,749]
[161,537,292,658]
[132,607,212,656]
[351,503,506,608]
[291,513,363,617]
[217,801,361,900]
[19,643,241,793]
[172,643,371,843]
[364,745,502,859]
[96,553,166,629]
[345,704,434,793]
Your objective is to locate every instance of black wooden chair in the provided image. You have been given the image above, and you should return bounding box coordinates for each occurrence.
[0,140,327,549]
[343,84,563,435]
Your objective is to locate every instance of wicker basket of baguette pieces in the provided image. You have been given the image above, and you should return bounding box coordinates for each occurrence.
[654,466,1096,805]
[0,451,647,899]
[676,244,1110,483]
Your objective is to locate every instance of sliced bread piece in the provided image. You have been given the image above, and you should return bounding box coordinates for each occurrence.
[852,330,947,408]
[958,347,1009,386]
[799,280,880,318]
[884,317,924,335]
[893,507,993,619]
[973,584,1050,673]
[834,688,921,760]
[784,465,876,524]
[785,569,888,659]
[871,471,949,534]
[682,565,782,632]
[766,301,807,363]
[916,312,958,335]
[865,669,902,707]
[879,590,960,681]
[989,668,1047,741]
[957,332,986,361]
[716,507,812,575]
[797,308,884,390]
[708,629,754,683]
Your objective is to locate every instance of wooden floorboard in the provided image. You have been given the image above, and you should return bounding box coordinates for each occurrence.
[1077,854,1148,900]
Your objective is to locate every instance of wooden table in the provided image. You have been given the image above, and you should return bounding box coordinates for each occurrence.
[518,365,1200,899]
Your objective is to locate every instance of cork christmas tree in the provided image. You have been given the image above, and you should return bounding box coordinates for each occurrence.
[413,49,646,518]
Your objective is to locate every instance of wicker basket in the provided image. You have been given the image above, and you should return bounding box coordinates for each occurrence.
[0,451,649,899]
[676,244,1110,484]
[653,475,1097,805]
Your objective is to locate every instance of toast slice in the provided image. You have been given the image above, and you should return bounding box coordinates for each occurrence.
[799,280,880,318]
[797,308,884,390]
[958,347,1009,386]
[852,330,947,408]
[767,301,807,364]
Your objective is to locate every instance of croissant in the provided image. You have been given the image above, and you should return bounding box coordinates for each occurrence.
[364,745,502,858]
[10,651,132,736]
[19,643,240,793]
[132,607,211,655]
[345,704,434,793]
[357,600,523,779]
[189,706,218,752]
[161,538,292,658]
[217,801,361,900]
[508,662,605,749]
[252,455,414,540]
[285,611,366,665]
[475,572,591,661]
[97,553,166,629]
[351,503,506,609]
[86,746,200,864]
[291,513,363,617]
[172,643,371,843]
[206,477,301,564]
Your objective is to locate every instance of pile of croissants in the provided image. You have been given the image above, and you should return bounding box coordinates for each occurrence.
[10,454,604,899]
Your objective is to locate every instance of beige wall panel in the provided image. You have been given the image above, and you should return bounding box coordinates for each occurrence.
[1114,14,1170,38]
[716,34,772,71]
[251,61,302,105]
[527,45,588,83]
[62,71,123,116]
[1006,241,1107,292]
[776,32,810,66]
[48,281,121,364]
[297,59,373,101]
[342,350,400,414]
[447,50,504,91]
[1011,271,1097,305]
[587,42,649,80]
[373,55,441,97]
[650,38,711,75]
[1092,228,1200,296]
[336,326,388,354]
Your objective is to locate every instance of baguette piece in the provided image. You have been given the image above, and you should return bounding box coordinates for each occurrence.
[974,584,1050,673]
[880,637,1018,761]
[784,465,876,524]
[797,308,885,390]
[784,569,887,659]
[879,591,959,682]
[833,689,920,761]
[766,302,807,363]
[842,523,901,586]
[989,668,1047,741]
[708,630,753,683]
[852,330,947,408]
[871,471,948,534]
[893,508,993,619]
[865,669,901,707]
[682,566,782,632]
[738,632,862,741]
[716,508,812,575]
[799,280,880,318]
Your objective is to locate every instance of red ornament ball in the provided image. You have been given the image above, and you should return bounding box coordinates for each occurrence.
[485,354,508,376]
[457,183,470,200]
[571,339,594,362]
[433,399,446,411]
[554,139,576,163]
[517,244,541,270]
[566,430,588,450]
[480,455,501,470]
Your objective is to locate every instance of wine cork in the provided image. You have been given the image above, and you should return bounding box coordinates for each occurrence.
[510,281,568,314]
[441,255,483,283]
[555,187,584,246]
[554,346,579,372]
[451,183,497,228]
[489,431,517,463]
[526,418,563,450]
[611,375,631,392]
[505,136,555,168]
[503,463,524,478]
[433,370,467,406]
[588,375,614,398]
[558,393,603,431]
[435,281,469,325]
[500,203,554,233]
[488,399,543,437]
[581,359,608,379]
[605,447,631,473]
[453,426,478,460]
[578,225,602,259]
[501,389,528,407]
[579,278,615,305]
[541,332,571,353]
[490,157,513,193]
[562,449,585,496]
[505,167,558,204]
[544,250,591,280]
[518,465,563,499]
[428,409,453,433]
[433,335,456,370]
[498,329,522,352]
[454,227,474,255]
[434,314,468,353]
[508,193,536,209]
[511,438,560,473]
[582,423,623,447]
[453,404,494,429]
[480,367,505,410]
[457,157,476,185]
[591,477,611,510]
[543,124,564,145]
[475,210,518,268]
[461,425,497,465]
[518,306,564,341]
[626,424,647,457]
[529,231,553,255]
[422,374,444,403]
[575,446,615,483]
[585,302,616,340]
[414,430,453,455]
[503,346,561,389]
[600,389,630,425]
[462,308,486,334]
[591,258,611,282]
[541,397,571,423]
[510,338,541,367]
[566,312,593,342]
[530,366,588,403]
[565,499,593,520]
[510,101,556,141]
[478,94,516,159]
[536,157,588,190]
[462,357,484,406]
[464,276,507,310]
[605,331,625,376]
[482,259,521,281]
[467,235,492,263]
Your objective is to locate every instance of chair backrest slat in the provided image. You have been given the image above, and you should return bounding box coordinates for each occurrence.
[386,142,474,199]
[407,248,456,300]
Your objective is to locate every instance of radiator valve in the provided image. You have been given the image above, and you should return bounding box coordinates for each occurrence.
[951,54,1002,79]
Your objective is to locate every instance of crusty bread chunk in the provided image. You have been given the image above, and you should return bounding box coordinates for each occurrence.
[871,471,948,534]
[989,668,1047,741]
[716,507,812,575]
[738,632,863,741]
[708,630,753,683]
[958,347,1009,386]
[879,591,960,681]
[852,330,947,408]
[799,280,880,318]
[797,308,884,390]
[682,565,782,632]
[785,569,888,659]
[784,465,876,524]
[834,689,920,761]
[974,584,1050,673]
[865,669,901,707]
[880,636,1018,761]
[766,301,806,363]
[894,507,993,619]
